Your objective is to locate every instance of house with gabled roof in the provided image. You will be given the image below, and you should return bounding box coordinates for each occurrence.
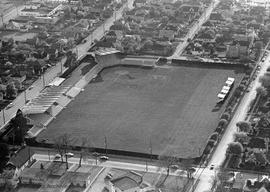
[6,146,34,177]
[133,0,147,7]
[159,25,179,40]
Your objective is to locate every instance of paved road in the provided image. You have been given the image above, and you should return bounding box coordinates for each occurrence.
[0,0,134,128]
[170,0,219,58]
[193,54,270,192]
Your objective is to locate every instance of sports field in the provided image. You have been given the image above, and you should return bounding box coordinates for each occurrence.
[37,65,244,158]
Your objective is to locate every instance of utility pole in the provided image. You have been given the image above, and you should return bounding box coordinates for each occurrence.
[149,139,152,162]
[42,73,45,87]
[24,90,27,103]
[0,14,4,26]
[60,58,63,74]
[2,110,5,124]
[104,135,108,156]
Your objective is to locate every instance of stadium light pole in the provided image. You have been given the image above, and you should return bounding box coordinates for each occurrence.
[149,139,152,162]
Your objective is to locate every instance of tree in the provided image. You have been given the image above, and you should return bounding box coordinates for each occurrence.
[215,126,222,134]
[218,119,228,128]
[53,133,75,169]
[1,169,15,192]
[0,143,9,160]
[221,112,230,121]
[231,87,241,99]
[254,41,263,59]
[79,137,93,167]
[6,82,17,99]
[158,148,179,186]
[92,152,100,165]
[53,137,65,162]
[210,132,219,141]
[179,158,195,179]
[234,132,250,144]
[256,86,267,97]
[61,134,75,169]
[14,80,22,90]
[216,168,232,192]
[227,142,243,156]
[236,121,251,132]
[259,74,270,88]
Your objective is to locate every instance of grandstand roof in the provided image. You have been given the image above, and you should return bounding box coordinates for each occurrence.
[22,86,70,114]
[94,48,120,56]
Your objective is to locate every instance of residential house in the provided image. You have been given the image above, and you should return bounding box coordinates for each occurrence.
[133,8,148,22]
[202,21,215,29]
[162,3,176,15]
[247,22,261,30]
[72,19,90,32]
[180,4,201,14]
[65,172,92,188]
[233,34,252,47]
[19,167,47,185]
[6,20,32,32]
[133,0,147,7]
[209,12,225,24]
[247,137,267,152]
[10,74,26,85]
[110,23,127,39]
[159,25,179,40]
[6,146,34,177]
[196,30,216,43]
[105,30,118,40]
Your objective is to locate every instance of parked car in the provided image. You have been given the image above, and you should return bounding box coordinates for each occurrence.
[6,103,14,109]
[65,152,74,157]
[99,156,109,161]
[54,154,61,159]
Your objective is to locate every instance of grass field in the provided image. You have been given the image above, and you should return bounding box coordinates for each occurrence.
[37,64,244,158]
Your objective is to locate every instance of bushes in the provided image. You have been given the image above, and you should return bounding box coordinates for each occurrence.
[203,145,212,155]
[221,112,231,121]
[227,142,244,156]
[236,121,251,132]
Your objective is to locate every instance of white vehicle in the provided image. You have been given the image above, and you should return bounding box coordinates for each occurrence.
[54,154,61,159]
[170,165,179,170]
[65,152,74,157]
[221,89,229,94]
[222,86,231,91]
[99,156,109,161]
[6,103,14,109]
[217,93,226,99]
